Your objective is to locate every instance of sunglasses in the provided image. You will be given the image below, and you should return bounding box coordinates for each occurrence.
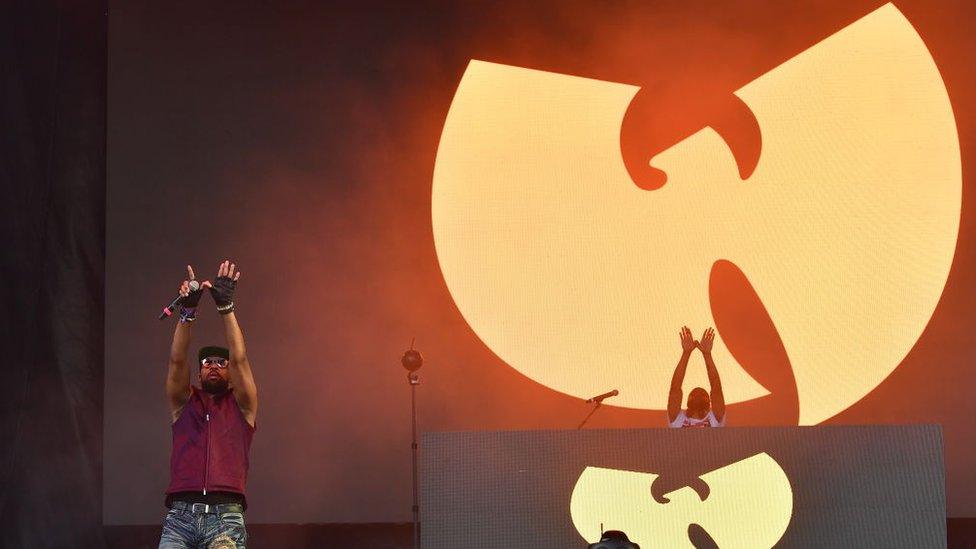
[201,357,229,369]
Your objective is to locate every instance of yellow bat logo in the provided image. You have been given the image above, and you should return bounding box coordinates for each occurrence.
[431,3,960,424]
[570,453,793,547]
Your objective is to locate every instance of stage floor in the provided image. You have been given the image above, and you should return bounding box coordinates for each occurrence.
[104,519,976,548]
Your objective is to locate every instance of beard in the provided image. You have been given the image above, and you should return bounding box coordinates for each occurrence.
[201,376,229,394]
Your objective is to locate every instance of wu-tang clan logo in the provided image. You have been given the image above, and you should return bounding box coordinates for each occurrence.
[570,454,793,548]
[432,3,960,424]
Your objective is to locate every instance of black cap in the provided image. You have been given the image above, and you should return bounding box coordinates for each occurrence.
[198,345,230,364]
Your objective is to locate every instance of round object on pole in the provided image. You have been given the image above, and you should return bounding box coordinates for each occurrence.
[402,349,424,372]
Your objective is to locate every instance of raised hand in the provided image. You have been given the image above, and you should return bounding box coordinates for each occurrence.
[179,265,208,309]
[699,327,715,354]
[680,326,698,353]
[207,260,241,315]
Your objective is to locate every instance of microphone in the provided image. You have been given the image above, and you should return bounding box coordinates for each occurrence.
[585,389,619,404]
[159,280,200,320]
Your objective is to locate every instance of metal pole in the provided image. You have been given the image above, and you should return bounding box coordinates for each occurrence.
[409,372,421,549]
[576,402,602,430]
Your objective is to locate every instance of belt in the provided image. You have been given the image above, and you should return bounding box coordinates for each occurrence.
[169,501,244,515]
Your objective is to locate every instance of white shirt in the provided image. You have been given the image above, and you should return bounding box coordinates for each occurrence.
[668,410,725,428]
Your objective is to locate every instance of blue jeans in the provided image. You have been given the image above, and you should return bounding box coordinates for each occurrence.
[158,507,247,548]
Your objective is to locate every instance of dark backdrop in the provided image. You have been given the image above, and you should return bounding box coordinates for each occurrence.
[1,0,106,547]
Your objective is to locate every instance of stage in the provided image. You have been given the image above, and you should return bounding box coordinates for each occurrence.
[4,0,976,547]
[103,520,976,549]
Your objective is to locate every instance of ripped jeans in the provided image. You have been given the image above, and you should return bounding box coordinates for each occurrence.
[158,506,247,549]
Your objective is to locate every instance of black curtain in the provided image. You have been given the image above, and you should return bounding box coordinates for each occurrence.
[0,0,106,547]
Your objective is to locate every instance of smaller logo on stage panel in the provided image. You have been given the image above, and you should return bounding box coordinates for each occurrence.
[570,454,794,547]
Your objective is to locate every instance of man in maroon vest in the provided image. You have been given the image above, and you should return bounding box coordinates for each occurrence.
[158,260,258,549]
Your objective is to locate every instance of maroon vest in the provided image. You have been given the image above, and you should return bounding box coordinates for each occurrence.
[166,385,255,498]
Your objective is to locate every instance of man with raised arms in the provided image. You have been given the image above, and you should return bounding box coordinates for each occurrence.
[158,260,257,549]
[667,326,725,428]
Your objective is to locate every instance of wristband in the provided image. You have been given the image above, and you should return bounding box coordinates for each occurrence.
[178,306,197,323]
[210,275,237,314]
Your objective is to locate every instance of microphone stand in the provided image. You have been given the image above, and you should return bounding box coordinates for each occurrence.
[408,370,421,549]
[577,401,603,430]
[577,391,617,429]
[401,342,424,549]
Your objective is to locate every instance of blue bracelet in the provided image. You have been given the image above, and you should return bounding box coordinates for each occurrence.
[178,307,197,323]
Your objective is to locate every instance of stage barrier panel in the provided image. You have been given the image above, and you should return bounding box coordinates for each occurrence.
[421,426,945,548]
